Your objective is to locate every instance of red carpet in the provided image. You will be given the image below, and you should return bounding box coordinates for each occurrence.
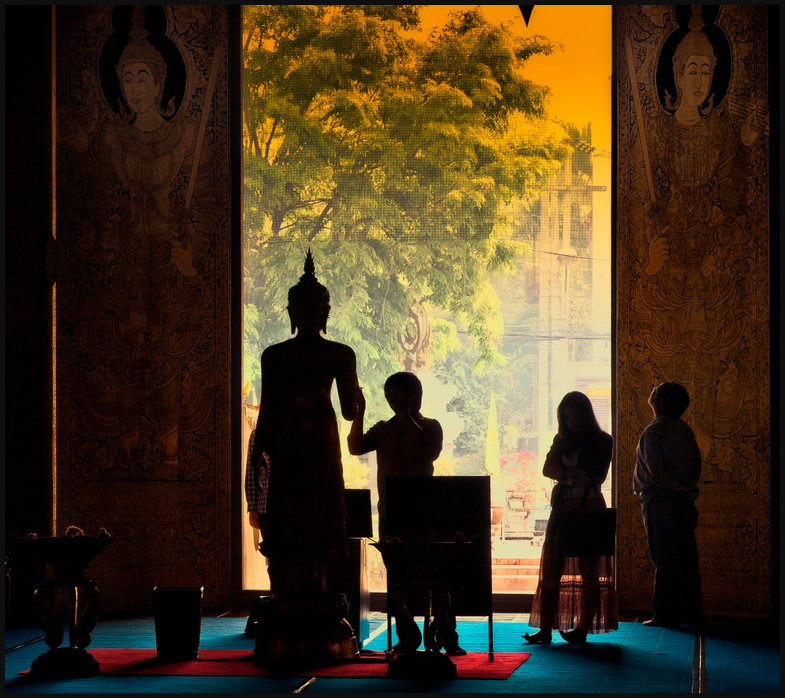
[51,648,528,679]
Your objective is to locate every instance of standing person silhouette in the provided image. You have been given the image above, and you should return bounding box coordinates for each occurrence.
[348,372,442,537]
[634,381,705,629]
[249,250,359,595]
[348,371,468,656]
[525,392,618,645]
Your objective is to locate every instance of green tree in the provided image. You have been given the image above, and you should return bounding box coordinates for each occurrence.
[243,5,568,422]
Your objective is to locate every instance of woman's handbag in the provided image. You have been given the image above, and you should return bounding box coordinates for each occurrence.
[556,477,616,557]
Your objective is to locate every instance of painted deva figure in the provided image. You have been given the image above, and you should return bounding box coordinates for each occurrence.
[627,6,767,437]
[249,251,360,595]
[65,6,212,480]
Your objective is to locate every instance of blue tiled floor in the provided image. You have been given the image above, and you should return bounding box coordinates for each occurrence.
[704,627,780,694]
[4,615,780,693]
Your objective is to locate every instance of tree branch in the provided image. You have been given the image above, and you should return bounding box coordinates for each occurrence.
[264,117,279,162]
[377,274,391,345]
[270,207,286,237]
[307,200,333,241]
[243,28,256,53]
[291,198,330,211]
[247,120,262,157]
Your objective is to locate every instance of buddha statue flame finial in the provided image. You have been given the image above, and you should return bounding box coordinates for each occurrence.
[303,248,316,277]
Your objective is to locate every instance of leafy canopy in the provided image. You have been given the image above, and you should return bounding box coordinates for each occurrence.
[243,5,567,421]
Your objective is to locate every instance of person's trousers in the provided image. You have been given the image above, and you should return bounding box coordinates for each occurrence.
[640,488,703,624]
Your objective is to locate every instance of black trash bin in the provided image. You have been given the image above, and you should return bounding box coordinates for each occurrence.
[153,586,203,661]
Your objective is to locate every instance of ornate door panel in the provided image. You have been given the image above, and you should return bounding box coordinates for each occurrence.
[54,5,231,609]
[615,5,770,617]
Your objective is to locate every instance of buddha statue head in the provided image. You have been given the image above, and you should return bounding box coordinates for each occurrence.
[287,249,331,334]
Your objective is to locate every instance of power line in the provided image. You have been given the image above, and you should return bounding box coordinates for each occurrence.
[456,328,611,341]
[517,245,612,263]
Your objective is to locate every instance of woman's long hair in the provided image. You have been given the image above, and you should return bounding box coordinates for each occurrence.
[556,391,604,454]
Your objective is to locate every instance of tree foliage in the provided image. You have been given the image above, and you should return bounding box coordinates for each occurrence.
[243,5,568,422]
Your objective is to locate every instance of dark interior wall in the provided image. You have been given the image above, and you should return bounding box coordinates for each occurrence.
[768,4,781,623]
[5,5,54,540]
[228,4,245,608]
[4,5,54,623]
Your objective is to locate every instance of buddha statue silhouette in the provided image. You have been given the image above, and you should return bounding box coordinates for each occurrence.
[250,250,361,665]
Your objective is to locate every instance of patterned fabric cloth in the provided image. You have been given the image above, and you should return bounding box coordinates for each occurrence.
[245,430,268,513]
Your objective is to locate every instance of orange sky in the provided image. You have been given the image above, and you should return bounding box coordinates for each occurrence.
[417,5,612,151]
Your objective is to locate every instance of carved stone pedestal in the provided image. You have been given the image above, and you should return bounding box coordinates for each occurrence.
[253,592,359,669]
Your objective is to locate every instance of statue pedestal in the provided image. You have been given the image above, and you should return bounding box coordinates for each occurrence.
[253,592,359,669]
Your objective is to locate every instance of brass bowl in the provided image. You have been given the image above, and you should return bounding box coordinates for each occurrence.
[8,535,115,571]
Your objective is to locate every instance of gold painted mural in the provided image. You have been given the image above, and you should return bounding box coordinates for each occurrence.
[616,5,770,616]
[54,5,230,608]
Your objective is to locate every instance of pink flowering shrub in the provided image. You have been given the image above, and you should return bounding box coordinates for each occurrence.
[499,451,549,506]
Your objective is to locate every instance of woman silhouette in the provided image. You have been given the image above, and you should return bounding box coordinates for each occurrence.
[524,392,617,645]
